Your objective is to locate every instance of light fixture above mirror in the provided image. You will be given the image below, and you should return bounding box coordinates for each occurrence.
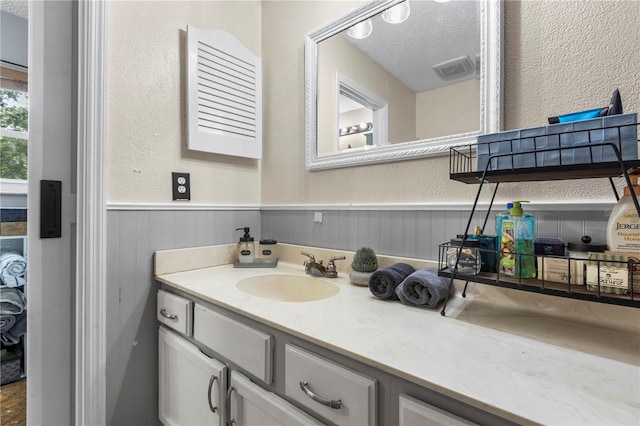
[347,18,373,39]
[304,0,502,171]
[382,1,410,24]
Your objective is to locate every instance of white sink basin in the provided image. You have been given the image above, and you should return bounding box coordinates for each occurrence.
[236,274,339,302]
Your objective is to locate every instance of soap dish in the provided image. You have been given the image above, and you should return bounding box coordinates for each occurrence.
[234,258,279,268]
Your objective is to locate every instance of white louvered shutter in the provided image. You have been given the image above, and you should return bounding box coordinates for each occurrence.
[187,26,262,159]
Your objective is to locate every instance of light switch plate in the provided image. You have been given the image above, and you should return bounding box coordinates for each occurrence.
[172,172,191,201]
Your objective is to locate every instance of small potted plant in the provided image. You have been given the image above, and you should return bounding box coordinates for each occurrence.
[349,247,378,286]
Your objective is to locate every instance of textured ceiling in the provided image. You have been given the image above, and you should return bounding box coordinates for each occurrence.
[0,0,28,19]
[343,0,480,92]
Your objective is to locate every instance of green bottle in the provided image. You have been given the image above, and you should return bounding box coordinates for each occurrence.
[499,201,536,278]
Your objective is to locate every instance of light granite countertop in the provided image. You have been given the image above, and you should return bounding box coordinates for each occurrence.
[155,244,640,425]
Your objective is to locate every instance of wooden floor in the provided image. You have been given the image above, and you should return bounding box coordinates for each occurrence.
[0,379,26,426]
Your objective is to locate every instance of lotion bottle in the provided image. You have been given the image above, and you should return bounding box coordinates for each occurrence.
[236,227,255,263]
[607,175,640,253]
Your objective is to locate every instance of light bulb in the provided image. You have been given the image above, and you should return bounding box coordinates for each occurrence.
[382,1,410,24]
[347,18,373,39]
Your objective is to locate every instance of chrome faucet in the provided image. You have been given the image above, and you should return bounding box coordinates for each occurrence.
[301,251,346,278]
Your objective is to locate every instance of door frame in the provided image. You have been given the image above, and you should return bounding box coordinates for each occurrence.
[27,0,107,424]
[75,0,107,424]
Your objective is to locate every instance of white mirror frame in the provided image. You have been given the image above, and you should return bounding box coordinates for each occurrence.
[305,0,502,171]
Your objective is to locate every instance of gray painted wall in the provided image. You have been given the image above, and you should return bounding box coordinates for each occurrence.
[105,205,608,425]
[1,11,28,67]
[106,208,260,426]
[261,208,609,260]
[0,193,27,207]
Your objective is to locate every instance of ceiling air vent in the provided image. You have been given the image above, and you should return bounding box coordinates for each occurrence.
[432,55,474,80]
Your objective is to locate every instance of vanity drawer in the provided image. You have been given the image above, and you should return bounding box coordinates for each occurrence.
[284,344,376,426]
[194,303,273,384]
[399,394,479,426]
[157,290,193,336]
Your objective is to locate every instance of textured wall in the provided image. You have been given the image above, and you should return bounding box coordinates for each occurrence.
[416,79,480,139]
[261,0,640,206]
[107,1,262,204]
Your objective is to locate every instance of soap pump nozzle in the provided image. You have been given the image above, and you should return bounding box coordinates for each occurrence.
[509,200,529,216]
[236,227,254,242]
[623,175,640,196]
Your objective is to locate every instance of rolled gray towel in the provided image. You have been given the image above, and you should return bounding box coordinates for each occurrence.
[369,263,415,299]
[0,314,16,332]
[0,287,26,315]
[4,311,26,344]
[396,268,452,309]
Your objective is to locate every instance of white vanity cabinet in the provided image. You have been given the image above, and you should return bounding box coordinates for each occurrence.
[156,286,515,426]
[398,394,479,426]
[228,370,324,426]
[158,326,227,426]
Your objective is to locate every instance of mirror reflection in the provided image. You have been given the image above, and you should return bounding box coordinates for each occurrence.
[305,0,501,170]
[318,0,480,156]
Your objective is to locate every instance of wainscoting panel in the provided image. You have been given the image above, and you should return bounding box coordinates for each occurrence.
[105,204,610,425]
[261,207,610,261]
[105,208,260,426]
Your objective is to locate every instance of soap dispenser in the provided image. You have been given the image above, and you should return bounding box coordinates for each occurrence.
[498,201,536,278]
[236,227,255,263]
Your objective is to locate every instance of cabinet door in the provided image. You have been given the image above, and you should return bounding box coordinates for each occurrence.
[159,326,227,426]
[399,394,478,426]
[228,371,323,426]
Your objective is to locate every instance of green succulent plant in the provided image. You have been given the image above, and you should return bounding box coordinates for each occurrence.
[351,247,378,273]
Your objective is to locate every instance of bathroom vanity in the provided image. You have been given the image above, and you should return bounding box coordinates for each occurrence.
[154,244,639,426]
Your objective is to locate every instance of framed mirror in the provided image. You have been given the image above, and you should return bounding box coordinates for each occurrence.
[305,0,502,170]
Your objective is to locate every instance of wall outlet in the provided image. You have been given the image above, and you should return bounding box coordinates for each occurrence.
[313,211,323,223]
[172,172,191,201]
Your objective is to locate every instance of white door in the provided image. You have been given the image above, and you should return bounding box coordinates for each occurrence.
[159,326,227,426]
[228,370,323,426]
[27,1,75,424]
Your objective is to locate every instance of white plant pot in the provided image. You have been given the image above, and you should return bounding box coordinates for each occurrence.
[349,270,374,286]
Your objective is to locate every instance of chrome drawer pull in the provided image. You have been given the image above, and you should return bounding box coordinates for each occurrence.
[159,308,178,321]
[299,381,342,409]
[207,375,218,413]
[226,386,236,425]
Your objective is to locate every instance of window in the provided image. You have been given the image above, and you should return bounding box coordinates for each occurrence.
[0,65,28,187]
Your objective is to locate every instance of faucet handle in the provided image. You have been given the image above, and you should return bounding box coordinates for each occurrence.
[301,251,316,262]
[325,256,345,277]
[328,255,346,264]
